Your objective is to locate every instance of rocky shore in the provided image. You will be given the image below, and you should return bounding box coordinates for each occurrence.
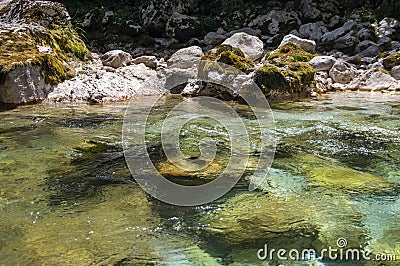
[1,0,400,105]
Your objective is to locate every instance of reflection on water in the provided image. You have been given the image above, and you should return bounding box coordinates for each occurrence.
[0,91,399,265]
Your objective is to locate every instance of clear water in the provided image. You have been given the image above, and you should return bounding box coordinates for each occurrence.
[0,91,399,265]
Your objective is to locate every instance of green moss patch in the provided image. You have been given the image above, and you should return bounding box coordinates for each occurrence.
[201,44,254,72]
[383,53,400,70]
[254,43,315,95]
[0,1,92,86]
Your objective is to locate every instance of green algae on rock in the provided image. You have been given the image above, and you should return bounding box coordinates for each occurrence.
[203,193,318,247]
[254,43,315,96]
[201,44,254,72]
[273,152,395,193]
[383,53,400,70]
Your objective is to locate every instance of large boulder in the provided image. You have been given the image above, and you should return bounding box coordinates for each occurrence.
[0,0,91,104]
[254,43,315,101]
[222,32,264,61]
[279,34,316,53]
[48,55,165,102]
[101,50,132,68]
[309,56,336,71]
[165,46,204,89]
[329,60,357,84]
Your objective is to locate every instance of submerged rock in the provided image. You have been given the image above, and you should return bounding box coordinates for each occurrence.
[204,193,318,246]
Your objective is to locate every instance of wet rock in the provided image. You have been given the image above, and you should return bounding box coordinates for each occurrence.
[100,50,132,68]
[0,65,51,104]
[279,34,316,53]
[298,21,328,41]
[254,43,315,100]
[329,60,357,84]
[222,32,264,61]
[309,56,336,71]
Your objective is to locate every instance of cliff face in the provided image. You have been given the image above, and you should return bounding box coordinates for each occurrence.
[56,0,399,55]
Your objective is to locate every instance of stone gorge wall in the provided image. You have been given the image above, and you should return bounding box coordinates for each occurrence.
[57,0,399,55]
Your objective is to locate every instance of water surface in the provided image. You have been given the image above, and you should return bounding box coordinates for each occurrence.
[0,92,399,265]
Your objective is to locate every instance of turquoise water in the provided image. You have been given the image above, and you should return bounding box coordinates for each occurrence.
[0,91,399,265]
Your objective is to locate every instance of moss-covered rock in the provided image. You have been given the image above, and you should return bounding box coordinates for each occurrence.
[383,53,400,70]
[0,0,91,103]
[201,44,254,72]
[254,43,315,95]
